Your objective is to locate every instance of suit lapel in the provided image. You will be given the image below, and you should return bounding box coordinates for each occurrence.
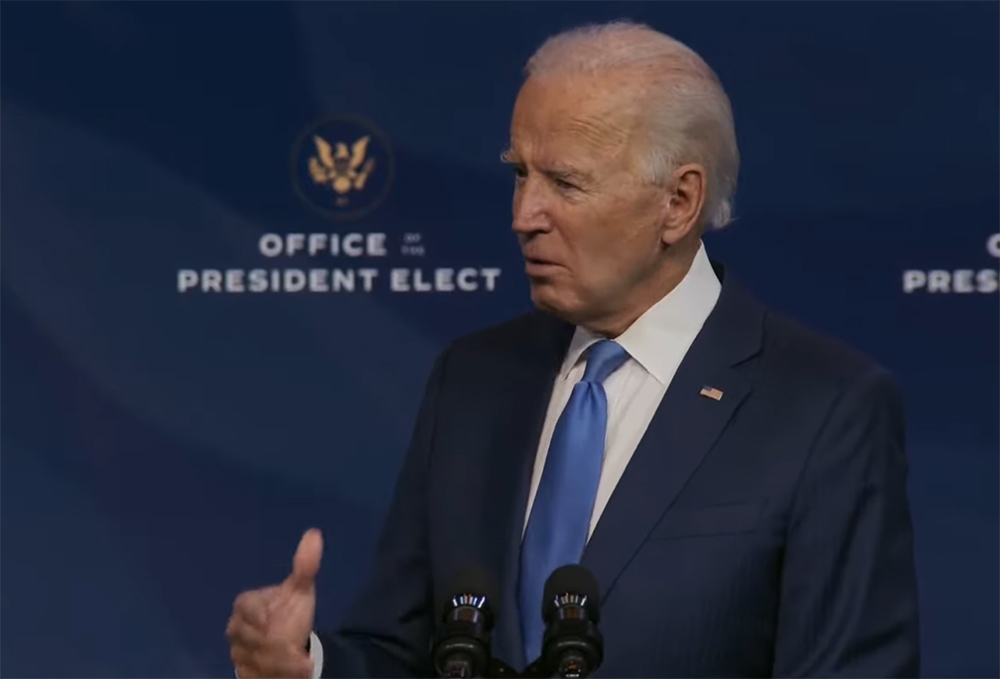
[483,313,574,669]
[581,269,764,602]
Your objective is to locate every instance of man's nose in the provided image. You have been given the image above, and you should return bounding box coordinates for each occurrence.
[512,183,551,236]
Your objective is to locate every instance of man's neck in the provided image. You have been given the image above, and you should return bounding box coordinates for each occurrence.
[581,242,701,338]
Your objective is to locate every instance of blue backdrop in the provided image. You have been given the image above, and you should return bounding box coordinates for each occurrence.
[1,1,997,676]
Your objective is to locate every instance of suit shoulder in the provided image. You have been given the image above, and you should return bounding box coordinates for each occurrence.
[760,309,896,393]
[439,310,571,366]
[448,310,568,352]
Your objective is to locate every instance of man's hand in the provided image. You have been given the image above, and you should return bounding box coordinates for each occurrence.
[226,529,323,679]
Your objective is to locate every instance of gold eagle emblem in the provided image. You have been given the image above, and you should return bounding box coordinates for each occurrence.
[307,135,376,203]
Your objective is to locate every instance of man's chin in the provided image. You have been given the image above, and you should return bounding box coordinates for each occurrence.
[529,285,581,324]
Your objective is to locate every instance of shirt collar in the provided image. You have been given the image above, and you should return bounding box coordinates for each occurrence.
[560,241,722,384]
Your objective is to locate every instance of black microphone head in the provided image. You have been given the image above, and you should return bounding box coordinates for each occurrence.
[440,564,499,625]
[542,565,600,623]
[433,565,499,677]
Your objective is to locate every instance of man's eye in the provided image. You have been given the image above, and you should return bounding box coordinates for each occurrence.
[554,178,578,191]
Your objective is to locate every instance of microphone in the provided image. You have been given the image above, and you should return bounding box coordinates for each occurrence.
[432,565,501,678]
[534,565,604,678]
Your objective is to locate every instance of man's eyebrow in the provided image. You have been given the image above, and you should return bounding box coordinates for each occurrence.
[546,166,593,183]
[499,148,521,164]
[500,150,593,183]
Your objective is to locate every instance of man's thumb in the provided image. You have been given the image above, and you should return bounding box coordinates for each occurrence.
[286,528,323,591]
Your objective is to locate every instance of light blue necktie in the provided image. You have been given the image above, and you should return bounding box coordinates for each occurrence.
[518,339,630,665]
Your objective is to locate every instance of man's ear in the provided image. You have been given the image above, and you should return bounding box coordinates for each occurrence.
[660,163,707,246]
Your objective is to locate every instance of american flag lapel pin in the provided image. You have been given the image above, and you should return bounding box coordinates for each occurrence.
[699,386,724,401]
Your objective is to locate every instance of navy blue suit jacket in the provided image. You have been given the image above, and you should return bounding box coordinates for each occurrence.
[319,263,920,677]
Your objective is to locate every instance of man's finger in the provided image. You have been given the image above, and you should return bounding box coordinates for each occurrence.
[236,645,312,679]
[233,591,269,628]
[292,655,315,679]
[226,616,267,651]
[286,528,323,591]
[230,645,252,670]
[280,644,315,679]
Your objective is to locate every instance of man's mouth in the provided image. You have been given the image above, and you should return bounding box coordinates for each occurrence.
[524,257,560,274]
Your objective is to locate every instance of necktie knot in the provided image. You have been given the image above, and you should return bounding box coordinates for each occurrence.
[581,340,629,384]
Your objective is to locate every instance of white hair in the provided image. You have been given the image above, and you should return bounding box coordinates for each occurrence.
[525,21,739,229]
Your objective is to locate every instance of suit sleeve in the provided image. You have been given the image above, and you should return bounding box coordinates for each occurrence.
[315,349,449,678]
[771,367,920,678]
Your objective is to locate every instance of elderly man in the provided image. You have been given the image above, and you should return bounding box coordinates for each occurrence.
[226,21,919,678]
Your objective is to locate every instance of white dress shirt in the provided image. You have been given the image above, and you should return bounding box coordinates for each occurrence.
[303,242,721,678]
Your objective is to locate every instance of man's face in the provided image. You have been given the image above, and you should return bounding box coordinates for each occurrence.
[505,73,670,327]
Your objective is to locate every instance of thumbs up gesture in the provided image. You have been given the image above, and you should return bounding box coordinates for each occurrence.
[226,529,323,678]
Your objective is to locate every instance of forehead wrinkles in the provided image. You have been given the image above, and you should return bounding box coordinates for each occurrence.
[512,74,647,168]
[556,76,647,166]
[560,114,632,158]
